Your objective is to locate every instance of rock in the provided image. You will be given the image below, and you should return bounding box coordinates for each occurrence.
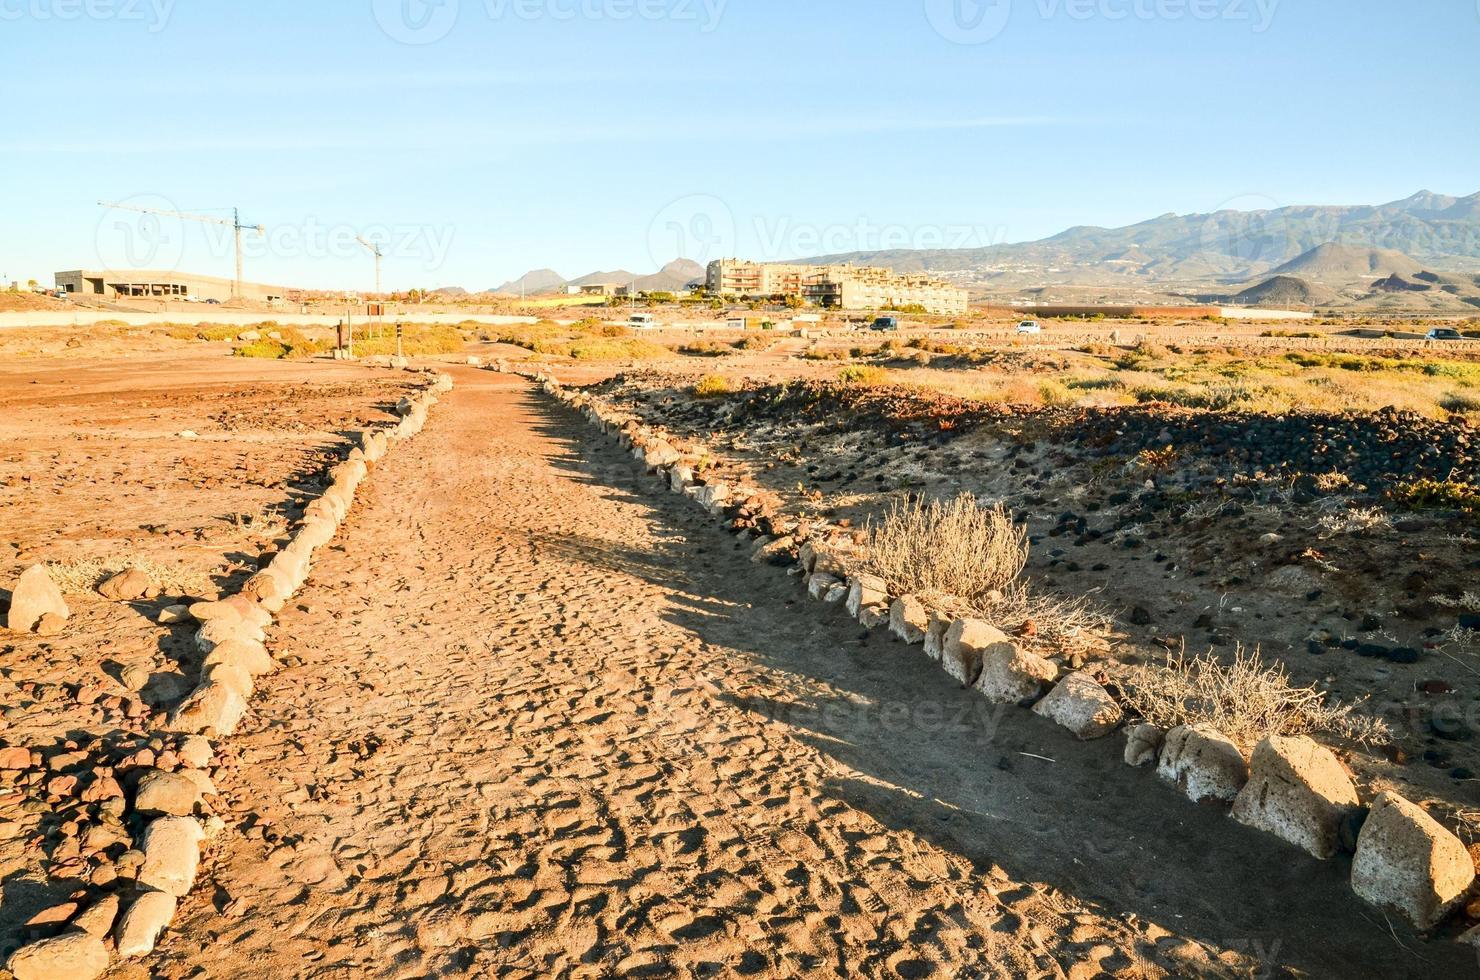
[975,642,1059,703]
[195,617,265,653]
[801,541,854,578]
[1157,724,1248,804]
[36,612,66,635]
[98,567,154,601]
[807,573,842,601]
[158,604,191,624]
[1231,735,1361,859]
[72,894,120,938]
[167,681,248,736]
[889,596,929,645]
[1032,672,1123,739]
[115,890,178,957]
[134,769,202,816]
[0,746,32,769]
[177,735,213,770]
[1124,724,1165,767]
[823,583,848,604]
[120,663,151,691]
[6,564,69,634]
[942,619,1011,687]
[846,574,888,623]
[202,639,275,677]
[4,931,109,980]
[1351,791,1476,930]
[203,660,254,700]
[923,610,953,662]
[137,816,204,897]
[751,536,795,566]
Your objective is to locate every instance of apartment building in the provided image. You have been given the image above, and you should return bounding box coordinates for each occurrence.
[705,259,969,315]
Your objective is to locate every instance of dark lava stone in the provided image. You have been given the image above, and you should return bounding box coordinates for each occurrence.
[1360,615,1382,633]
[1355,644,1389,659]
[1431,716,1473,741]
[1452,768,1476,781]
[1307,641,1327,656]
[1383,647,1421,665]
[1129,606,1154,626]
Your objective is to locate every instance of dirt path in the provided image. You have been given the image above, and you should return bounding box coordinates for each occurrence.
[134,370,1467,980]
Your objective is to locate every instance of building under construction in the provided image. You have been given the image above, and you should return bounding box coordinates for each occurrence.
[54,269,290,304]
[706,259,969,315]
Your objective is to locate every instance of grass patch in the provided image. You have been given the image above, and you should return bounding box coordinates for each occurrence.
[233,327,330,359]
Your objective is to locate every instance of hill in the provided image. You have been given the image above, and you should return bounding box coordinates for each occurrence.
[494,268,567,296]
[1269,243,1423,282]
[632,259,704,293]
[1231,275,1336,308]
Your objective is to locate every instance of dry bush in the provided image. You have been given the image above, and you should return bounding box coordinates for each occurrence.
[980,583,1111,655]
[1314,506,1391,537]
[692,375,732,398]
[864,494,1028,607]
[1118,646,1387,747]
[45,557,215,597]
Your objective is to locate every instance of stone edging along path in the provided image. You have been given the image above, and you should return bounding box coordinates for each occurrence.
[521,367,1480,948]
[3,370,454,980]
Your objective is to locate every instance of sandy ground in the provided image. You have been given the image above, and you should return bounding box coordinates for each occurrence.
[0,351,417,958]
[98,369,1469,979]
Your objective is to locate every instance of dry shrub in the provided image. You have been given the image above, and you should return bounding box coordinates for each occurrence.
[45,557,215,597]
[1118,646,1387,747]
[864,494,1028,607]
[692,375,732,398]
[979,583,1111,655]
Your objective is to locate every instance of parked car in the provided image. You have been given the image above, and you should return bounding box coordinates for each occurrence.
[1427,327,1463,341]
[204,299,221,305]
[1017,320,1042,335]
[871,316,900,332]
[628,313,657,329]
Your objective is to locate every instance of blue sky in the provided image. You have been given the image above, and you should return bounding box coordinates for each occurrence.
[2,0,1477,291]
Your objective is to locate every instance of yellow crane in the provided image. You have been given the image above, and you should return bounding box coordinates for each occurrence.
[97,201,264,301]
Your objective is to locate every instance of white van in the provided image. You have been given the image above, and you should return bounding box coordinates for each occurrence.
[628,313,658,329]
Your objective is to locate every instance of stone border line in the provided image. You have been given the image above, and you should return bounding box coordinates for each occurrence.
[525,369,1479,946]
[3,370,454,980]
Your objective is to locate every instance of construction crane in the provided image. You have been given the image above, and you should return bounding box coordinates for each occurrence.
[97,201,263,301]
[355,235,384,296]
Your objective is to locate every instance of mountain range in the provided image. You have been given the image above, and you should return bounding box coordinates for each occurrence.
[491,259,703,296]
[798,191,1480,292]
